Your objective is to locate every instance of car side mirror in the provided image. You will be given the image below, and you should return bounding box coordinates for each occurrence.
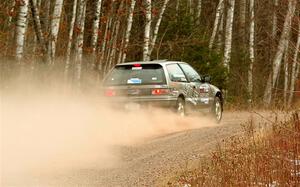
[202,75,211,83]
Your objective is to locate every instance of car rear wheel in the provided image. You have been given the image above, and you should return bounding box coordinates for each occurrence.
[212,97,222,123]
[176,97,185,117]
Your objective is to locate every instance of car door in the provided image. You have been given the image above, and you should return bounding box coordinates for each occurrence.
[165,63,197,112]
[165,63,189,95]
[179,63,212,109]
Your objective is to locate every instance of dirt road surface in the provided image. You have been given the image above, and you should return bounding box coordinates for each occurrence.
[2,99,280,187]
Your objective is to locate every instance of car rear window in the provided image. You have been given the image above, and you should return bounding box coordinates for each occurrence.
[104,64,166,86]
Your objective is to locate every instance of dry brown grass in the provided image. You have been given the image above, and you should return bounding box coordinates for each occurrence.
[168,112,300,186]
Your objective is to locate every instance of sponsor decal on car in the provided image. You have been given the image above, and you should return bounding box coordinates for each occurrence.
[127,78,142,84]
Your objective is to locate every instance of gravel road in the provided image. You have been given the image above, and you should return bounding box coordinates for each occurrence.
[2,111,278,187]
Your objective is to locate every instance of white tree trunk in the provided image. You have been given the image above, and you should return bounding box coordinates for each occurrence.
[288,23,300,107]
[30,0,46,54]
[107,1,124,70]
[223,0,235,70]
[216,6,224,53]
[272,0,278,38]
[16,0,28,62]
[117,32,126,65]
[91,0,102,55]
[209,0,224,50]
[176,0,180,18]
[75,0,87,85]
[65,0,78,76]
[48,0,64,63]
[75,0,86,62]
[45,0,51,32]
[15,0,29,62]
[98,2,114,72]
[188,0,193,16]
[121,0,136,64]
[248,0,255,104]
[283,36,290,108]
[263,0,297,105]
[195,0,202,25]
[143,0,152,61]
[283,61,289,108]
[149,0,169,56]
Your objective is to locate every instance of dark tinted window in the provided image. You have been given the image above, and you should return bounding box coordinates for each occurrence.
[104,64,166,86]
[166,64,187,82]
[179,63,201,82]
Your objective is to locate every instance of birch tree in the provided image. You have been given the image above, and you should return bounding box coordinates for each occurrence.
[44,1,51,33]
[120,0,136,64]
[216,6,224,53]
[149,0,169,56]
[31,0,41,54]
[30,0,46,55]
[176,0,180,19]
[75,0,87,84]
[283,38,290,107]
[209,0,224,50]
[98,0,115,72]
[107,1,124,70]
[223,0,235,69]
[102,15,114,73]
[75,0,87,62]
[48,0,64,63]
[65,0,78,76]
[283,23,292,107]
[288,22,300,107]
[248,0,255,103]
[263,0,297,105]
[143,0,152,61]
[15,0,29,62]
[91,0,102,55]
[272,0,278,38]
[188,0,193,18]
[195,0,202,25]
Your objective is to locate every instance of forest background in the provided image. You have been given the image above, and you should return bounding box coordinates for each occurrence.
[1,0,300,108]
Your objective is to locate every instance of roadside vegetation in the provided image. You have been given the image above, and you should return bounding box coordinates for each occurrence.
[168,112,300,186]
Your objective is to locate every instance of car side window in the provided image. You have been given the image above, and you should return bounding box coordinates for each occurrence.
[166,64,187,82]
[179,63,201,82]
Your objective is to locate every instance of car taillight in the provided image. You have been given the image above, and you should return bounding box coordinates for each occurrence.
[105,89,116,96]
[151,89,170,95]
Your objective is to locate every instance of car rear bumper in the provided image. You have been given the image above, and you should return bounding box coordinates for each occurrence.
[104,96,178,111]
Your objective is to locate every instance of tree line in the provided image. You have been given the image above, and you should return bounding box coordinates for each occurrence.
[1,0,300,108]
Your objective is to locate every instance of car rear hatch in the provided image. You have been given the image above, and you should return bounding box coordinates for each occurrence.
[103,63,170,99]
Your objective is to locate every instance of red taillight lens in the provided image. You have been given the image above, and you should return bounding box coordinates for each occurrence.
[105,89,116,97]
[151,89,170,95]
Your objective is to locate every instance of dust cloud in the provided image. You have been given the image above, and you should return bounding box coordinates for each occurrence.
[0,65,218,185]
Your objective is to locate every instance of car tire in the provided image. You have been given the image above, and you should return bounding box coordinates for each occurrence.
[211,97,222,123]
[176,97,185,117]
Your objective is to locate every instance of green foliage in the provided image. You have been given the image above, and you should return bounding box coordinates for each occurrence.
[155,10,227,90]
[181,45,227,90]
